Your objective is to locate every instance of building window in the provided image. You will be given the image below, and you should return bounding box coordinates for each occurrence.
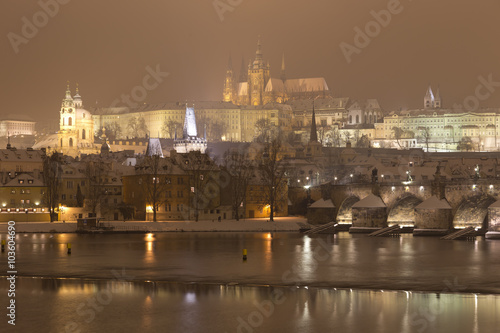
[69,138,73,147]
[177,191,183,198]
[67,181,73,189]
[165,178,171,184]
[68,117,72,126]
[61,194,66,200]
[11,190,15,194]
[177,177,183,184]
[82,129,86,140]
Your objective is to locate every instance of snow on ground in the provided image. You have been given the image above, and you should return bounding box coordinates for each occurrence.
[0,217,310,233]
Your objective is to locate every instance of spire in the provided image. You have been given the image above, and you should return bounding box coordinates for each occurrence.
[310,102,318,143]
[253,36,263,68]
[280,53,286,81]
[227,55,233,70]
[425,85,434,100]
[6,132,11,149]
[239,57,247,82]
[73,83,83,108]
[256,36,262,59]
[65,81,73,100]
[183,105,198,138]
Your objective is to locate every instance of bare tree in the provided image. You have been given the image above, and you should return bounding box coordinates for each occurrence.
[418,127,431,152]
[342,131,352,146]
[127,116,149,138]
[223,149,254,221]
[209,121,227,141]
[317,125,330,145]
[97,121,122,140]
[161,118,181,139]
[326,126,341,147]
[457,136,474,151]
[356,134,370,148]
[258,138,290,221]
[84,158,106,216]
[141,154,170,222]
[392,126,405,149]
[254,118,271,142]
[42,152,62,222]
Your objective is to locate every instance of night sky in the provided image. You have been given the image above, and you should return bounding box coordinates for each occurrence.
[2,0,500,122]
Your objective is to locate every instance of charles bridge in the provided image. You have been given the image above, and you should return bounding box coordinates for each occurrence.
[304,173,500,238]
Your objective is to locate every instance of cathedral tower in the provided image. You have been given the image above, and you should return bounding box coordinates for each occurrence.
[222,56,235,103]
[248,37,270,106]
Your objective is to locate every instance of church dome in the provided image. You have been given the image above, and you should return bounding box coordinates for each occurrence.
[76,108,92,120]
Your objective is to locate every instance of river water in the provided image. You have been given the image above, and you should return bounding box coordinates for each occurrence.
[1,232,499,332]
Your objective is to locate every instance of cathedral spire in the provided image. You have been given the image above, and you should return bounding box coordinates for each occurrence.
[256,36,262,59]
[253,36,263,68]
[227,55,233,70]
[239,57,247,82]
[310,102,318,143]
[280,53,286,82]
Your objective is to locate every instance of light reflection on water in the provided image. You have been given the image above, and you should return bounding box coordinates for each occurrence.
[2,232,500,293]
[2,232,500,332]
[1,278,499,333]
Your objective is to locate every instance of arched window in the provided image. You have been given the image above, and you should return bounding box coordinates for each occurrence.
[82,129,86,140]
[349,115,352,124]
[68,117,72,126]
[69,138,73,147]
[60,139,63,147]
[369,114,373,123]
[356,115,359,124]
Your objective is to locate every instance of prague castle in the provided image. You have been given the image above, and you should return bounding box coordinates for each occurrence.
[29,38,500,155]
[223,38,330,106]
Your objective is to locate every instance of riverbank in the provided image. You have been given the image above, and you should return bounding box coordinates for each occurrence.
[0,217,310,233]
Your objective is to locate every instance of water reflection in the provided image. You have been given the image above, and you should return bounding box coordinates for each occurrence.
[2,277,498,332]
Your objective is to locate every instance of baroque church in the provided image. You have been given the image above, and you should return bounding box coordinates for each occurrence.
[57,84,97,157]
[223,38,330,106]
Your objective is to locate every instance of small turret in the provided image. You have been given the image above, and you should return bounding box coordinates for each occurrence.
[73,83,83,108]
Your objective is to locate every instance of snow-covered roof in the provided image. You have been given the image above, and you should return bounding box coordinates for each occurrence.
[489,200,500,209]
[284,78,329,92]
[352,194,386,208]
[265,78,285,93]
[309,198,335,208]
[415,196,451,209]
[145,138,163,157]
[238,82,248,96]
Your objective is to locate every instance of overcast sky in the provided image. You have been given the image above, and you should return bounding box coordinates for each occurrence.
[2,0,500,122]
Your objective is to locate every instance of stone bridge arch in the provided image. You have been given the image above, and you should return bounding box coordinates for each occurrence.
[387,194,423,227]
[453,194,496,229]
[336,195,360,224]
